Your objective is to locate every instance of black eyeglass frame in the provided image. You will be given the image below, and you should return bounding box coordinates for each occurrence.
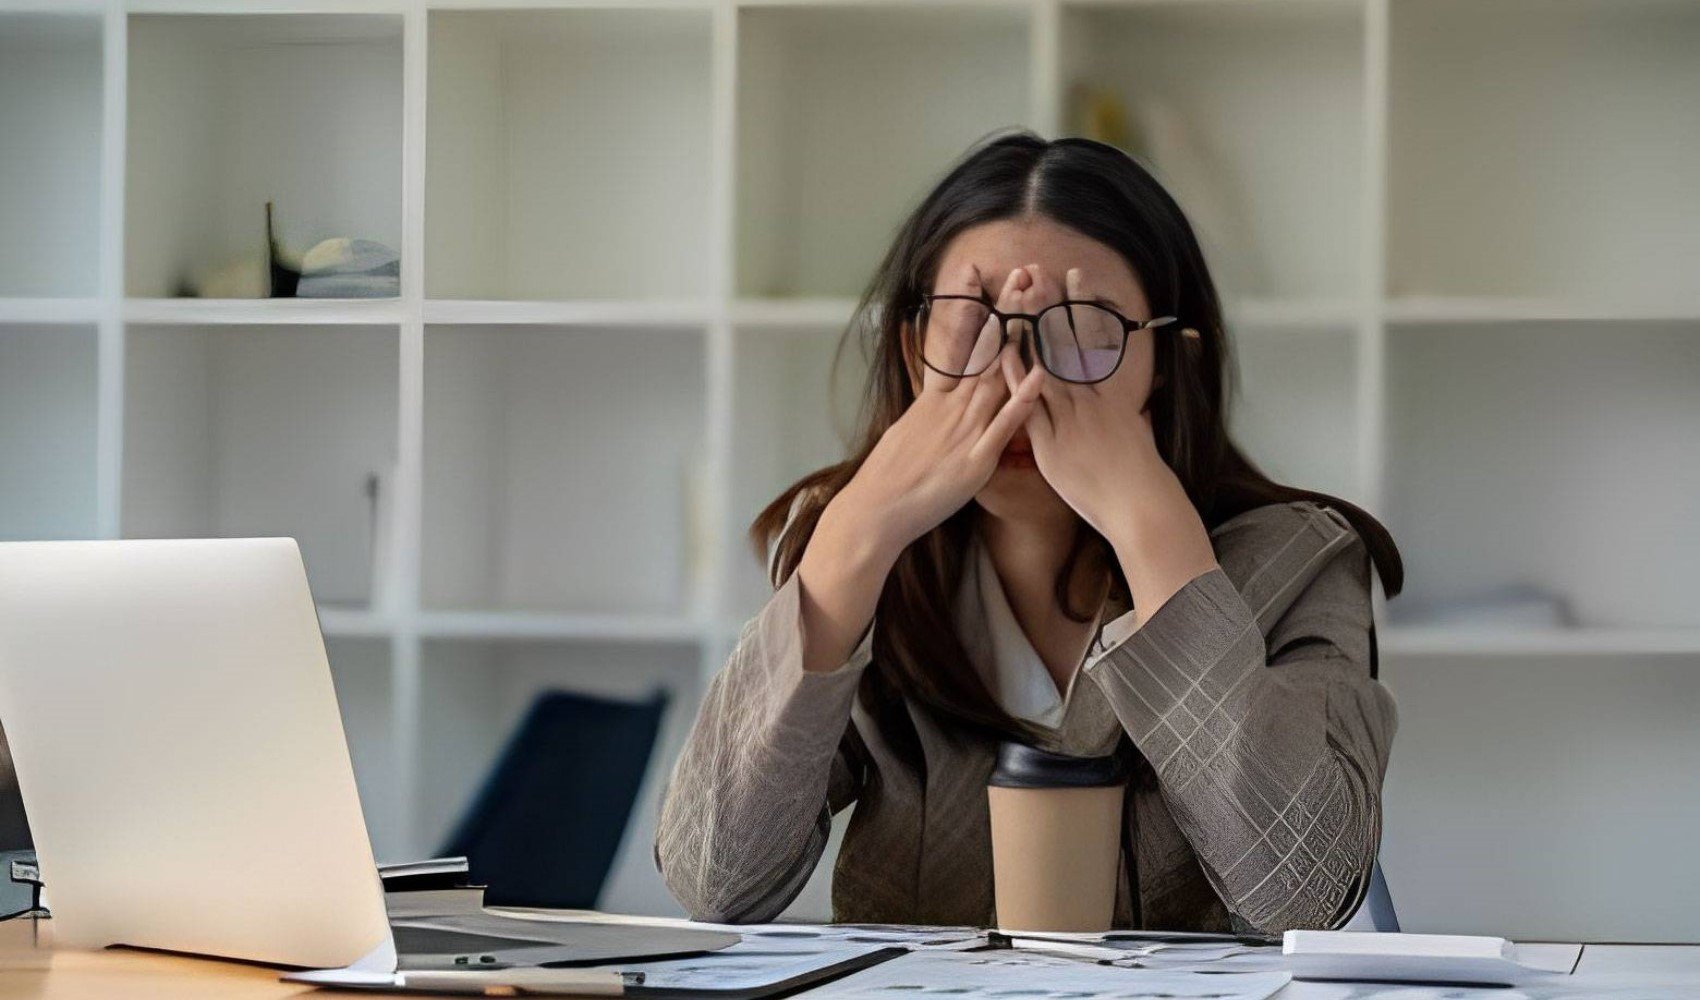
[912,292,1179,385]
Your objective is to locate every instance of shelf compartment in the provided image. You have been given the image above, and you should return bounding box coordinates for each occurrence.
[1380,651,1700,942]
[121,323,400,609]
[426,8,713,302]
[0,13,103,298]
[1384,320,1700,630]
[0,324,99,541]
[725,323,867,625]
[1057,0,1366,301]
[1387,0,1700,308]
[416,637,700,914]
[736,4,1032,299]
[422,324,707,618]
[1227,322,1363,508]
[125,13,403,299]
[324,636,402,863]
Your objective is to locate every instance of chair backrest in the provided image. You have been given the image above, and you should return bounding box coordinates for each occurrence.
[0,721,31,851]
[440,688,669,909]
[1344,605,1400,930]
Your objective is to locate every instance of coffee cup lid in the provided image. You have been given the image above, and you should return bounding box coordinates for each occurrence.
[988,740,1135,789]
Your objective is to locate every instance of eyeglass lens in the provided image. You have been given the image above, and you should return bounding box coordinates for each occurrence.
[920,299,1126,383]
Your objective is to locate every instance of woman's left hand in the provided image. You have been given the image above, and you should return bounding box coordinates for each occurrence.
[1004,261,1220,623]
[1004,263,1193,554]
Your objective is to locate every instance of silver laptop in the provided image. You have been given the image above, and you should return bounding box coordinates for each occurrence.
[0,537,731,984]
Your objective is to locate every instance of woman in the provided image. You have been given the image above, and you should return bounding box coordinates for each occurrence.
[655,129,1402,935]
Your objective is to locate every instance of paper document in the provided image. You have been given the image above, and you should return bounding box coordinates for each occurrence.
[1009,936,1288,974]
[802,947,1291,1000]
[604,935,903,998]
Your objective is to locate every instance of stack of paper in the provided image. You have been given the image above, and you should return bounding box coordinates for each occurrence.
[1283,930,1580,987]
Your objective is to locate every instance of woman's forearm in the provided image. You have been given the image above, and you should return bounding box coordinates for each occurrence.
[654,565,872,922]
[1107,494,1220,629]
[794,488,903,674]
[1085,520,1394,933]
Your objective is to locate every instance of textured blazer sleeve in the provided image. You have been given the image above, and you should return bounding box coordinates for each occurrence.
[654,565,875,923]
[1082,516,1396,935]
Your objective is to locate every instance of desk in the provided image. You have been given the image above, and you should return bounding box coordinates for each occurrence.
[4,918,1699,999]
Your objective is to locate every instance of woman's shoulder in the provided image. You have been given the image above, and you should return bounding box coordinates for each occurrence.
[1205,499,1368,614]
[1209,498,1361,550]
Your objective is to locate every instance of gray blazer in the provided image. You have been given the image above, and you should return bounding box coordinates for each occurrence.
[656,498,1396,935]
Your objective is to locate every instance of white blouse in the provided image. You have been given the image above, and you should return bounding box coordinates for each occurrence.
[952,531,1144,729]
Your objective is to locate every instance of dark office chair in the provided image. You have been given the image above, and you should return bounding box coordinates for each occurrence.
[0,721,30,852]
[1364,861,1400,931]
[439,688,669,909]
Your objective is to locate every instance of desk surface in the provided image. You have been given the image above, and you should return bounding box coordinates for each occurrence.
[4,919,1699,1000]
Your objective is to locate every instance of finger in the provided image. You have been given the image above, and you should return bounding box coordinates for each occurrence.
[953,266,1024,406]
[975,360,1045,458]
[995,262,1029,310]
[1026,385,1056,451]
[1023,260,1062,311]
[1038,365,1075,418]
[1063,266,1094,388]
[1021,261,1067,380]
[962,342,1014,429]
[1000,342,1030,396]
[913,313,950,397]
[918,261,993,396]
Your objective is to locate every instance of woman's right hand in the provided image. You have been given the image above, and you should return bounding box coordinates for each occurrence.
[833,263,1045,556]
[792,265,1044,673]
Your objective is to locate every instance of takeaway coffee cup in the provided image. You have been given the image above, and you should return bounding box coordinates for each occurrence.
[987,740,1134,933]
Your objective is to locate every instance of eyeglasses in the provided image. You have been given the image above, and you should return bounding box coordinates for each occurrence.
[912,293,1179,385]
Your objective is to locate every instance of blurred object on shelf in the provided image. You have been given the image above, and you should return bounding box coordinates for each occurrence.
[184,256,268,298]
[1066,80,1131,151]
[1069,80,1266,295]
[1392,582,1578,629]
[297,237,400,298]
[366,462,399,613]
[181,205,401,298]
[266,200,303,298]
[170,200,401,299]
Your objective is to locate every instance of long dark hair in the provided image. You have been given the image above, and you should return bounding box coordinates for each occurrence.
[749,128,1403,740]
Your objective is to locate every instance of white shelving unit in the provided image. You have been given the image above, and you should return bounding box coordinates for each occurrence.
[1,0,1695,934]
[0,323,100,541]
[0,13,102,299]
[125,12,404,299]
